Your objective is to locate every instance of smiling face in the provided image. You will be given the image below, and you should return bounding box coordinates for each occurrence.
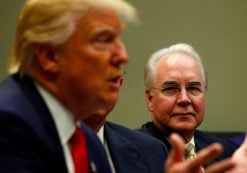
[146,53,206,139]
[52,8,128,120]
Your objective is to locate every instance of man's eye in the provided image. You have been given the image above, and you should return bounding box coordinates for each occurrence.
[162,87,179,94]
[96,35,113,43]
[92,33,114,50]
[163,87,177,91]
[92,35,113,50]
[187,86,203,96]
[187,86,202,91]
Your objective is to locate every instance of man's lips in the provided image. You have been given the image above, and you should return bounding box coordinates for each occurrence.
[171,112,195,116]
[108,75,122,90]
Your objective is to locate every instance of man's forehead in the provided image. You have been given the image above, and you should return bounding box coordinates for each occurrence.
[78,8,123,32]
[158,53,196,67]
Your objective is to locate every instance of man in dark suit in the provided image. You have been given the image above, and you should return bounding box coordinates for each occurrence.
[84,77,235,173]
[140,43,236,168]
[0,0,137,172]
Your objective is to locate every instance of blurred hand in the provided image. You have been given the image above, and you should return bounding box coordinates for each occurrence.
[164,133,235,173]
[227,134,247,173]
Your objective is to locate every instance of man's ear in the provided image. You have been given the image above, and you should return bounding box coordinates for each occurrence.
[146,89,154,112]
[34,44,59,73]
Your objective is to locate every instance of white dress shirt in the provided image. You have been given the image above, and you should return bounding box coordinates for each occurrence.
[187,136,195,149]
[36,83,76,173]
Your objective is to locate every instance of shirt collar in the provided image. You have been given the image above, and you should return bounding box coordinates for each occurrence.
[188,136,195,146]
[35,83,75,146]
[97,125,105,144]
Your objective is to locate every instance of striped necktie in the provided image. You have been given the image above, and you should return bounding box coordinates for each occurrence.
[185,143,195,160]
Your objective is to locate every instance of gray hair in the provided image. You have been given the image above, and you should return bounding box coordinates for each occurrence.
[8,0,137,74]
[144,43,207,90]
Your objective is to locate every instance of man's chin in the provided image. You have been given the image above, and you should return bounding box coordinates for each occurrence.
[172,123,196,132]
[100,93,118,109]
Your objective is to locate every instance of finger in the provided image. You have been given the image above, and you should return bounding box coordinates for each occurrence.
[165,133,185,171]
[164,133,185,173]
[169,133,185,162]
[186,143,223,171]
[205,158,235,173]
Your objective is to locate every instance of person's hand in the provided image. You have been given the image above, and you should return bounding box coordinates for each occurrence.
[164,133,235,173]
[227,134,247,173]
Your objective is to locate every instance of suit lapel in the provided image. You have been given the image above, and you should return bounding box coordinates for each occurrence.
[81,123,112,173]
[13,74,111,173]
[194,131,220,166]
[104,123,148,173]
[12,74,67,172]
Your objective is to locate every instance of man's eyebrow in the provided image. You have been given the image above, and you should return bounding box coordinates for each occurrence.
[160,81,203,87]
[187,81,202,86]
[92,28,115,37]
[89,26,116,37]
[161,81,179,87]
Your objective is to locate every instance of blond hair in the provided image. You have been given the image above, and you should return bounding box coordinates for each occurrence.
[9,0,137,74]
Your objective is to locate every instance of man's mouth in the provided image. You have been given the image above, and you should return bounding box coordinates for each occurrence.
[108,75,122,90]
[171,112,195,117]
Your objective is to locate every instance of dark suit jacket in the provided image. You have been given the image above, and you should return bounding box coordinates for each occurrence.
[140,122,236,167]
[228,134,245,148]
[0,74,111,173]
[104,121,168,173]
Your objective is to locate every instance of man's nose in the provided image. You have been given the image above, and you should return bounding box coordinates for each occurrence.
[177,88,191,106]
[111,39,129,65]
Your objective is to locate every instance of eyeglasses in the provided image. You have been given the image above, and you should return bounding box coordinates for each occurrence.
[151,82,206,97]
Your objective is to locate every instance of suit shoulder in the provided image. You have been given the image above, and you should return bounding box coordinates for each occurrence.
[195,130,236,152]
[105,121,167,149]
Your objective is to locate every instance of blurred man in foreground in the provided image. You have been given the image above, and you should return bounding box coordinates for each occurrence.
[0,0,137,172]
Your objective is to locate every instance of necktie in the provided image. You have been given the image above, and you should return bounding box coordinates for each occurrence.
[70,127,89,173]
[185,143,205,172]
[184,143,195,160]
